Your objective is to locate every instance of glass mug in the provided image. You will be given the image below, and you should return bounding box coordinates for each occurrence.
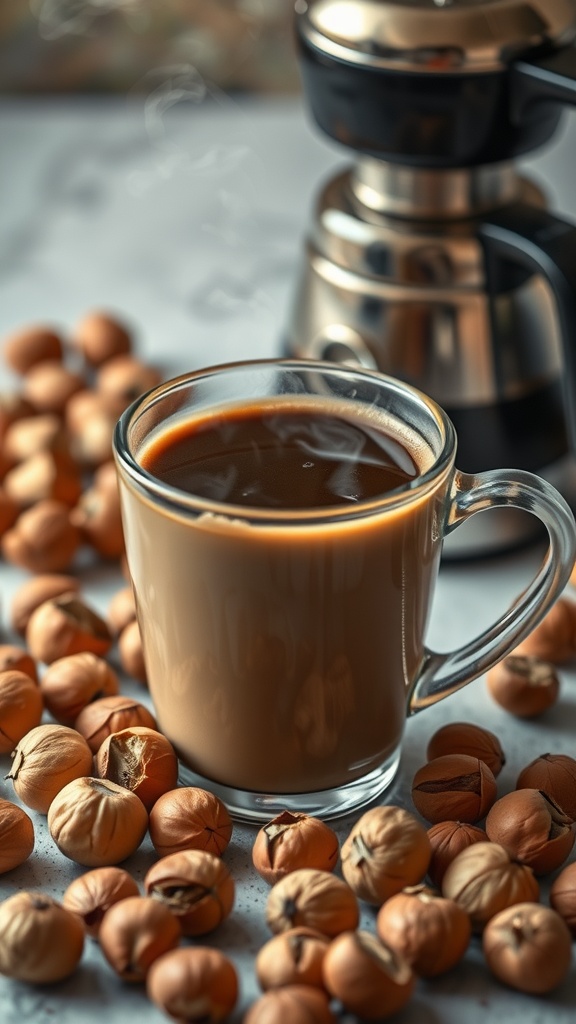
[113,360,576,821]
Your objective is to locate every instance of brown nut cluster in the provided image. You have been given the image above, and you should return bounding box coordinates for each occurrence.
[486,654,560,717]
[411,753,497,824]
[340,805,431,906]
[252,811,339,885]
[144,849,235,937]
[485,788,574,875]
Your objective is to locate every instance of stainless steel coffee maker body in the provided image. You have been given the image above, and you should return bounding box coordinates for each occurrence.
[286,0,576,555]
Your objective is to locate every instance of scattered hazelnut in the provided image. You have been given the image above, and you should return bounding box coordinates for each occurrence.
[148,786,233,859]
[375,884,471,977]
[2,498,80,572]
[340,805,431,906]
[322,930,415,1020]
[147,946,239,1023]
[118,618,147,682]
[486,654,560,716]
[516,753,576,820]
[62,865,140,938]
[255,926,330,992]
[47,776,149,866]
[426,721,505,776]
[0,798,35,873]
[549,860,576,936]
[26,592,112,664]
[0,892,84,983]
[98,895,181,983]
[40,651,119,724]
[515,595,576,663]
[411,754,497,824]
[65,387,112,435]
[10,573,80,636]
[70,482,124,558]
[266,868,359,938]
[441,841,539,931]
[3,450,82,509]
[96,355,162,417]
[0,669,44,754]
[252,811,339,885]
[0,643,38,681]
[144,848,235,937]
[244,985,336,1024]
[2,412,69,462]
[74,694,157,753]
[483,902,572,994]
[106,585,136,636]
[485,788,574,875]
[95,725,179,810]
[73,310,132,367]
[22,359,84,415]
[3,324,63,374]
[426,820,487,888]
[7,723,93,813]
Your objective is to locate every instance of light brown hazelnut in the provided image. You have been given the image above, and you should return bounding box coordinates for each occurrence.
[441,841,540,931]
[107,585,136,636]
[244,985,337,1024]
[3,325,63,374]
[73,310,132,367]
[148,785,233,859]
[483,902,572,994]
[65,387,112,434]
[375,884,471,977]
[144,848,235,937]
[516,753,576,820]
[118,618,147,682]
[485,788,574,875]
[486,654,560,717]
[74,694,157,753]
[98,895,180,983]
[2,412,69,462]
[549,860,576,936]
[70,482,124,558]
[0,643,38,681]
[40,651,119,724]
[0,798,35,873]
[10,573,80,636]
[411,753,497,825]
[3,450,82,509]
[22,359,84,415]
[0,669,44,754]
[515,595,576,663]
[252,811,339,886]
[2,498,80,572]
[266,868,359,938]
[322,930,415,1020]
[255,927,330,991]
[0,488,18,536]
[95,725,179,810]
[62,865,140,938]
[0,892,84,983]
[426,820,487,888]
[7,723,94,813]
[96,355,162,417]
[340,805,431,906]
[147,947,239,1023]
[426,721,506,776]
[72,411,117,468]
[48,776,149,866]
[26,592,112,664]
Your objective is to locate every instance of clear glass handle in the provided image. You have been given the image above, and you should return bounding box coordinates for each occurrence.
[408,469,576,713]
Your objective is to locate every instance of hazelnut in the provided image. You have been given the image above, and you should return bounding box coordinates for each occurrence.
[22,359,84,415]
[255,926,330,992]
[2,412,69,462]
[65,387,111,435]
[147,947,239,1023]
[340,805,431,906]
[516,753,576,820]
[0,892,84,983]
[485,789,574,875]
[48,776,149,866]
[252,811,339,885]
[426,820,487,888]
[266,868,359,938]
[0,798,35,873]
[2,498,80,573]
[95,725,179,810]
[70,482,124,558]
[74,694,157,753]
[483,902,572,994]
[98,895,180,982]
[0,487,18,536]
[26,592,112,664]
[10,573,80,636]
[244,985,336,1024]
[486,654,560,717]
[96,355,162,417]
[0,643,38,681]
[411,754,497,824]
[441,841,539,931]
[3,449,82,509]
[40,651,119,724]
[107,585,136,636]
[515,595,576,663]
[144,848,235,937]
[3,324,63,374]
[426,721,505,776]
[549,861,576,935]
[62,865,140,938]
[148,786,233,859]
[322,930,415,1020]
[375,884,471,977]
[7,723,93,813]
[73,310,132,367]
[0,669,44,754]
[118,618,147,682]
[0,391,34,440]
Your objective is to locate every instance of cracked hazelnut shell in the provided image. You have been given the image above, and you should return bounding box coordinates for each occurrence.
[411,753,497,824]
[516,753,576,821]
[252,811,339,885]
[426,721,505,776]
[485,789,574,875]
[341,805,430,906]
[62,865,140,938]
[144,848,235,937]
[95,725,179,810]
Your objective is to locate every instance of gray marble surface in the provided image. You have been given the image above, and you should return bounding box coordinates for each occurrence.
[0,94,576,1022]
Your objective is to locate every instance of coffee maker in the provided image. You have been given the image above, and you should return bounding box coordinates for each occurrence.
[285,0,576,556]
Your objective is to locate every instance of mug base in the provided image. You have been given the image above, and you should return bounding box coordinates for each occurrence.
[177,747,402,823]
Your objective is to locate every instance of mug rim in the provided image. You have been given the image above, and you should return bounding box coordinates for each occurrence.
[113,358,457,525]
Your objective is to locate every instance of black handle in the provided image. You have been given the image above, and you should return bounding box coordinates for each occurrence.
[478,202,576,453]
[512,44,576,121]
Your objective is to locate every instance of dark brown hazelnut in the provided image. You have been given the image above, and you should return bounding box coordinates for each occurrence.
[426,721,505,776]
[144,849,235,936]
[485,789,574,875]
[516,753,576,820]
[426,820,487,888]
[411,754,497,824]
